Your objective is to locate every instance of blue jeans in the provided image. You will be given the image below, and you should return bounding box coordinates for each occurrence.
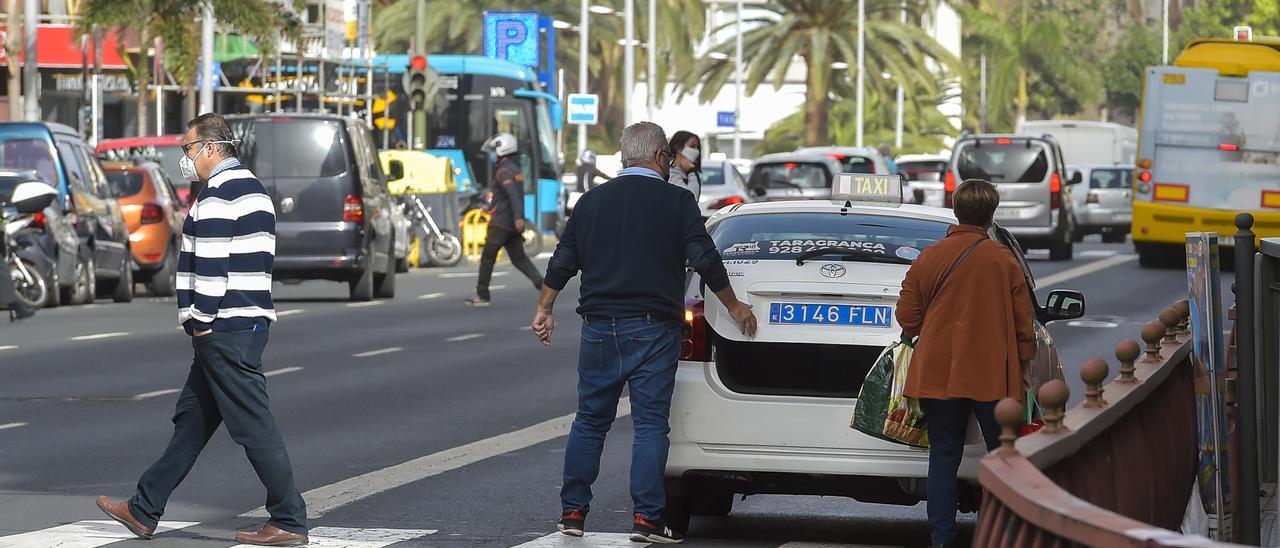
[561,317,679,520]
[921,398,1001,546]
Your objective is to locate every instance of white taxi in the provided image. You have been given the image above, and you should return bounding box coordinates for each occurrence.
[665,174,1086,530]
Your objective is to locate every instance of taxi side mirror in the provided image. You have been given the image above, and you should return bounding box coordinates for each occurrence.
[387,160,405,182]
[1040,289,1085,324]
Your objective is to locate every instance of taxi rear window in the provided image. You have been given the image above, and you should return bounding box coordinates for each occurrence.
[712,212,950,263]
[749,162,832,189]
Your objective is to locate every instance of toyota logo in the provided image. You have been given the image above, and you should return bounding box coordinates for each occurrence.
[819,264,846,278]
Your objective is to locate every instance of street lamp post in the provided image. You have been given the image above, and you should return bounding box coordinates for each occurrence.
[22,0,37,121]
[1161,0,1169,64]
[647,0,656,121]
[578,0,589,156]
[199,1,215,114]
[894,0,905,150]
[624,0,635,127]
[855,0,864,147]
[734,0,743,159]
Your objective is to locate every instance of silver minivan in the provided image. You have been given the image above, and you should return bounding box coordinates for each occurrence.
[745,152,844,202]
[1068,165,1133,244]
[946,134,1082,261]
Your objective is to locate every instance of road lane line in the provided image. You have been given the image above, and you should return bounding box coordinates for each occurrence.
[0,422,28,431]
[491,284,508,290]
[265,366,305,377]
[1036,254,1136,287]
[0,345,15,351]
[418,292,444,300]
[446,333,485,342]
[243,398,633,518]
[519,326,533,331]
[229,527,437,548]
[514,533,642,547]
[276,309,305,317]
[0,520,199,547]
[440,271,509,279]
[353,347,402,358]
[133,388,181,400]
[346,301,385,308]
[70,332,131,341]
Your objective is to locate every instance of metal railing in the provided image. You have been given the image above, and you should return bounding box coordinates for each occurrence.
[975,304,1243,546]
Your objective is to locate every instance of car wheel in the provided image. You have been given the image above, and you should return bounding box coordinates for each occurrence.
[348,243,375,302]
[688,488,734,517]
[148,245,178,297]
[1049,236,1074,261]
[112,256,134,303]
[65,252,95,305]
[43,261,61,308]
[663,479,692,533]
[374,243,397,299]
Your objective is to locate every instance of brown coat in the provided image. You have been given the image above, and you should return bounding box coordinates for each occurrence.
[896,225,1037,402]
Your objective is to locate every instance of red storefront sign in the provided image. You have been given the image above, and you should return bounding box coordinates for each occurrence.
[0,25,127,69]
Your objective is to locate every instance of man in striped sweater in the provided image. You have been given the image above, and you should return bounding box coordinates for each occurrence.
[96,113,308,546]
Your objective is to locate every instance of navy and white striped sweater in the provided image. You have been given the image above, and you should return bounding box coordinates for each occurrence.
[177,158,277,334]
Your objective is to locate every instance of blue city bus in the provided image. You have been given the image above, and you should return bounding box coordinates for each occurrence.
[374,54,563,246]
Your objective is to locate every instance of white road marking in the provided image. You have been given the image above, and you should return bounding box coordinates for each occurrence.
[1036,254,1137,287]
[133,388,181,400]
[0,520,198,547]
[446,333,485,342]
[346,301,385,308]
[535,251,554,260]
[276,309,305,317]
[229,526,436,548]
[440,271,509,279]
[513,533,643,547]
[0,422,28,431]
[0,345,15,351]
[1077,249,1120,258]
[265,366,305,377]
[491,284,508,290]
[69,332,131,341]
[519,326,533,331]
[418,292,445,300]
[1066,320,1121,329]
[353,347,402,358]
[243,398,633,518]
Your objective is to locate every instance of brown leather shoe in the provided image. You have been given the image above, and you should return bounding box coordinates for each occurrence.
[235,523,308,546]
[95,496,154,540]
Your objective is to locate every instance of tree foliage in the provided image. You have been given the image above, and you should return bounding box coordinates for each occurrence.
[1102,21,1159,121]
[757,85,958,155]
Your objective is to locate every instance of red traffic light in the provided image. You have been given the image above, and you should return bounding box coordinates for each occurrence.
[410,55,428,71]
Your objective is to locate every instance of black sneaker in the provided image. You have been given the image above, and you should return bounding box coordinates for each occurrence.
[557,509,586,537]
[464,295,490,307]
[630,513,683,544]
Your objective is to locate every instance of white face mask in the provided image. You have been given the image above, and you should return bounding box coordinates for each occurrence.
[179,140,240,182]
[681,146,699,163]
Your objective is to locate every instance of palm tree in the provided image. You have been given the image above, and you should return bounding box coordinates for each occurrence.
[677,0,960,146]
[758,83,958,155]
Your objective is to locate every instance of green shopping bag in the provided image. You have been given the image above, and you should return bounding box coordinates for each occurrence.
[851,338,929,448]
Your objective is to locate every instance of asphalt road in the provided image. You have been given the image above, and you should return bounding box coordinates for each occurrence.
[0,236,1217,548]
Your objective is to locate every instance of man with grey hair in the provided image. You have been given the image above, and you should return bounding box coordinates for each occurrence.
[533,121,757,543]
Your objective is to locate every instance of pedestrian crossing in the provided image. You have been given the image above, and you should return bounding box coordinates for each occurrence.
[0,520,199,547]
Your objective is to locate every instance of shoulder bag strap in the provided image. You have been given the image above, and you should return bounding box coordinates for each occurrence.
[927,237,986,306]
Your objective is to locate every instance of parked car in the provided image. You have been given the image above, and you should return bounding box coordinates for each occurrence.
[1068,165,1133,244]
[227,114,399,301]
[96,135,190,206]
[102,162,185,296]
[945,134,1082,260]
[794,146,893,175]
[745,152,844,202]
[667,194,1085,530]
[895,154,949,207]
[0,122,133,304]
[697,158,752,218]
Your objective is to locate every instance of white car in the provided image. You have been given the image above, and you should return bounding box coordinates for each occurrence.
[664,177,1085,530]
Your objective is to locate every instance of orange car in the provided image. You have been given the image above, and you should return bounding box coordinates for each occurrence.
[102,162,185,297]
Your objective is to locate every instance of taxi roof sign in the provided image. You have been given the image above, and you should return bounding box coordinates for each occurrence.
[832,173,903,205]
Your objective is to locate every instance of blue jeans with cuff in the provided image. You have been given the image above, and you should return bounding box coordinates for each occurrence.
[561,317,679,521]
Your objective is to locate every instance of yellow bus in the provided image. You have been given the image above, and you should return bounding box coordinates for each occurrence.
[1132,35,1280,267]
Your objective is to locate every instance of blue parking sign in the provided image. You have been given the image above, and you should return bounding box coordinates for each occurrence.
[484,12,540,68]
[567,94,599,125]
[717,111,736,128]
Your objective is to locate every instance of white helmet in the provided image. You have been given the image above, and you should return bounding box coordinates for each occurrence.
[483,133,518,158]
[579,149,598,165]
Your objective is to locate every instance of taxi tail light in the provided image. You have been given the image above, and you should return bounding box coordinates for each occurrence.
[943,171,956,208]
[343,194,364,223]
[141,202,164,224]
[1049,173,1062,210]
[708,196,744,210]
[681,299,709,361]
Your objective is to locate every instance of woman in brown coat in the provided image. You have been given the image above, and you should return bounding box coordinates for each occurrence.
[895,179,1037,548]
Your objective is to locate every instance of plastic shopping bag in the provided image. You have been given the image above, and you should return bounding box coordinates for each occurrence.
[1019,387,1046,436]
[882,341,929,448]
[850,339,929,448]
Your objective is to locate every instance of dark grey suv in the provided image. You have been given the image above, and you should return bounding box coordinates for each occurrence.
[228,114,398,301]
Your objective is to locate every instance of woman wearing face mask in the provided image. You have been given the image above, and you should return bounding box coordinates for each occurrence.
[667,131,701,201]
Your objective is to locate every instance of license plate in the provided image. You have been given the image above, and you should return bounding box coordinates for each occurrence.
[768,303,893,327]
[994,209,1020,220]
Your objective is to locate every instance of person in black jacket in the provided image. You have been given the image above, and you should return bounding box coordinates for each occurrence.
[466,133,544,307]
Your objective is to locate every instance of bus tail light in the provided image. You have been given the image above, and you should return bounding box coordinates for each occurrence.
[943,171,956,208]
[1153,183,1190,203]
[1138,171,1152,183]
[1049,173,1063,210]
[681,299,709,361]
[1263,191,1280,209]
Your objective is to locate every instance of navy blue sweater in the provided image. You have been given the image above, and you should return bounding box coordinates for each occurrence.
[544,170,730,320]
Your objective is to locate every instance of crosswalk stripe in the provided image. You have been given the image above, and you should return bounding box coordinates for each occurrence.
[0,520,198,548]
[513,532,645,547]
[230,526,436,548]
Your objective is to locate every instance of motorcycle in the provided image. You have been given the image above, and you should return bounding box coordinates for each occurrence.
[0,176,57,319]
[401,194,463,268]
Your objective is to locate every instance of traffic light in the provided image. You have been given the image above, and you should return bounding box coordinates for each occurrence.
[404,54,429,111]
